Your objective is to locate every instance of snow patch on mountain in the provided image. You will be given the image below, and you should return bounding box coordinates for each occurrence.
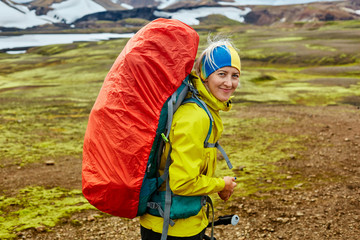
[155,0,181,9]
[121,3,134,10]
[155,6,251,25]
[46,0,106,24]
[10,0,34,3]
[0,1,49,28]
[0,33,134,51]
[218,0,341,6]
[342,7,360,16]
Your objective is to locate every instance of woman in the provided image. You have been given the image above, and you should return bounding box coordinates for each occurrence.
[140,38,241,240]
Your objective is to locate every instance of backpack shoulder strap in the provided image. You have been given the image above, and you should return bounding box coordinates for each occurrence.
[182,96,213,147]
[164,77,190,138]
[182,96,233,169]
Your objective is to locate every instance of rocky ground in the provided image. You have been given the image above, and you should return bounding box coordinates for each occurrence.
[10,104,360,240]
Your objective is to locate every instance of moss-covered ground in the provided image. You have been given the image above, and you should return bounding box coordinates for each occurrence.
[0,19,359,238]
[0,187,94,239]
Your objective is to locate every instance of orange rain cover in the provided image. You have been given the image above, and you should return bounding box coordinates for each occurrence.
[82,18,199,218]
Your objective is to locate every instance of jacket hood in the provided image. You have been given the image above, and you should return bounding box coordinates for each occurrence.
[190,71,232,113]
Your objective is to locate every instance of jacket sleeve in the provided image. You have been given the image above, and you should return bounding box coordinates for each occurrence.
[168,103,225,196]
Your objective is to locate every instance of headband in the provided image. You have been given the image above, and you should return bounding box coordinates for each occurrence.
[200,44,241,80]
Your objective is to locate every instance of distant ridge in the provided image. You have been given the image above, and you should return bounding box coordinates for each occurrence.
[1,0,359,30]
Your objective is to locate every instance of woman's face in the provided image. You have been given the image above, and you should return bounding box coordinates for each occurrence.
[204,66,240,102]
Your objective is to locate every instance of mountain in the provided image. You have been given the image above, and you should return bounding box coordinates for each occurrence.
[1,0,360,30]
[245,0,360,25]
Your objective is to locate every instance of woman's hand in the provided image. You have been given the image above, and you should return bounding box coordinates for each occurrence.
[218,176,237,201]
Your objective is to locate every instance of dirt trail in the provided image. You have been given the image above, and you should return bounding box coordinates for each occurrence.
[12,105,360,240]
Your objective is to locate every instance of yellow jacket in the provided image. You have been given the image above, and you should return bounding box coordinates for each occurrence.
[140,72,232,237]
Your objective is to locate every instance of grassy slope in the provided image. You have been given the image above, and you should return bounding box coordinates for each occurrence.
[0,19,359,238]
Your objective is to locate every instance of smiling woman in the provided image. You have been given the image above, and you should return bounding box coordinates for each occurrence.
[139,36,240,240]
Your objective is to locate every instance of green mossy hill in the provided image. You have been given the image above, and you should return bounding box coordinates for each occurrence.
[198,14,242,26]
[250,74,277,83]
[0,38,129,166]
[0,187,95,239]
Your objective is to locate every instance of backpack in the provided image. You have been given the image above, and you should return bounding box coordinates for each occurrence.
[82,18,199,219]
[82,18,233,240]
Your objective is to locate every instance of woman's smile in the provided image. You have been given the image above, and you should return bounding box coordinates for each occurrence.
[204,66,240,102]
